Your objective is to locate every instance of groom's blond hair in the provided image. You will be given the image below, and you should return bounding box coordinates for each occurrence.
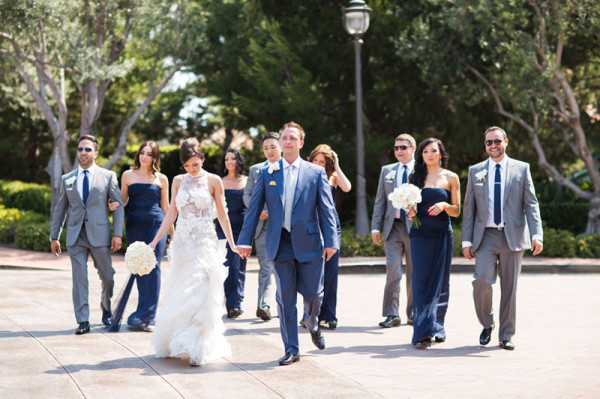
[279,121,305,140]
[394,133,416,148]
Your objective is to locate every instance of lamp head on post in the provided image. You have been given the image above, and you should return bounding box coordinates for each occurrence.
[342,0,372,39]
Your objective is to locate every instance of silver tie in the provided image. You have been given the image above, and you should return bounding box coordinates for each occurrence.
[283,165,294,232]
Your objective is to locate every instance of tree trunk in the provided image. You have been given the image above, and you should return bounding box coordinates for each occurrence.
[585,195,600,235]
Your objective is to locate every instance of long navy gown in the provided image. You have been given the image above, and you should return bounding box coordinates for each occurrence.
[125,184,167,328]
[319,185,341,325]
[216,189,247,313]
[409,188,453,343]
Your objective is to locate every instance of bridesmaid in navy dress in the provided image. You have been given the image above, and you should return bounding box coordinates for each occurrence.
[216,149,248,318]
[114,141,173,331]
[408,138,461,348]
[307,144,351,329]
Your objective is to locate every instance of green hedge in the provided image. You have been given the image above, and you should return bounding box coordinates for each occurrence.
[14,223,65,252]
[0,180,52,215]
[0,206,47,243]
[540,203,588,234]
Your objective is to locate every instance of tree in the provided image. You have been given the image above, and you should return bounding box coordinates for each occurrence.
[0,0,200,211]
[396,0,600,234]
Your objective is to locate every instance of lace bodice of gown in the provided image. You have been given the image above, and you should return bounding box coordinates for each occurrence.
[175,171,217,242]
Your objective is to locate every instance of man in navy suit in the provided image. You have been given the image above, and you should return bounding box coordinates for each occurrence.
[238,121,339,366]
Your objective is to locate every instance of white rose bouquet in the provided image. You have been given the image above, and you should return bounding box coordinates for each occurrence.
[388,183,423,228]
[124,241,156,276]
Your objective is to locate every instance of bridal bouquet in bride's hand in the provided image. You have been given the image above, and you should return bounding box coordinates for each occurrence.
[388,183,423,228]
[124,242,156,276]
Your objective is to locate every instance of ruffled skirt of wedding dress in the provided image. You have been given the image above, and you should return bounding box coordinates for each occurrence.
[151,236,231,365]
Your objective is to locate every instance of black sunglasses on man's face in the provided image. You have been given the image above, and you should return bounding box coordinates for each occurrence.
[484,139,504,147]
[77,147,94,153]
[394,145,410,151]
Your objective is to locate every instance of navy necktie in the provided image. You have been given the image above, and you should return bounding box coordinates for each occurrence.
[82,170,89,204]
[494,164,501,225]
[400,165,408,221]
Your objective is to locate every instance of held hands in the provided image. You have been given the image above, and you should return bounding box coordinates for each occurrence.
[238,247,252,259]
[111,236,122,252]
[108,198,120,212]
[230,244,239,254]
[532,240,543,256]
[51,240,61,257]
[322,247,337,261]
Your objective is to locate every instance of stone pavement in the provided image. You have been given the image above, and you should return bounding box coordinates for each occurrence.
[1,246,600,398]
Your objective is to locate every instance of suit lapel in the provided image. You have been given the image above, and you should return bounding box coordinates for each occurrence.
[66,170,84,205]
[275,159,284,205]
[386,163,400,190]
[88,167,105,203]
[482,160,490,202]
[503,157,514,204]
[292,160,305,208]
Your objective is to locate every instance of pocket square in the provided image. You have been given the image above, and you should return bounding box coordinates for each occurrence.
[269,181,276,186]
[475,183,484,186]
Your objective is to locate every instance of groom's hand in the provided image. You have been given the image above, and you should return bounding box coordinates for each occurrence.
[532,240,543,256]
[111,236,122,252]
[51,240,61,257]
[238,247,252,259]
[323,247,337,261]
[462,246,474,260]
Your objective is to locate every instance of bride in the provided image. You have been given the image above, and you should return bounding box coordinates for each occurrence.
[149,138,238,366]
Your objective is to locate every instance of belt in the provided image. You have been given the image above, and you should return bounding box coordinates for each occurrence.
[486,226,504,231]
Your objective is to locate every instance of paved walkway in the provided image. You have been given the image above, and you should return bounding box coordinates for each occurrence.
[1,247,600,398]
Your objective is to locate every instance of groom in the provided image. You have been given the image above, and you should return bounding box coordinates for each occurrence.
[50,134,125,335]
[238,122,338,366]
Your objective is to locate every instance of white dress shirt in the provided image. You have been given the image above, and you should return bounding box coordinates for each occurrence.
[76,163,97,202]
[282,157,301,228]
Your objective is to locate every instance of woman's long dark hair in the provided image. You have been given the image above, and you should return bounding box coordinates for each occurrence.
[131,141,161,176]
[409,138,449,189]
[219,149,246,177]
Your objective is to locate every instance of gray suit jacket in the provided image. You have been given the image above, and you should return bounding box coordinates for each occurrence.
[461,156,543,252]
[243,161,269,240]
[50,166,125,247]
[371,162,413,240]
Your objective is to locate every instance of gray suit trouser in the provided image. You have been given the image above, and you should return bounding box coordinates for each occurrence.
[382,219,413,319]
[67,228,115,323]
[473,229,524,341]
[255,223,274,310]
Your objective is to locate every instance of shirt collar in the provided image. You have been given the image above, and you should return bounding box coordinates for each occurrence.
[489,156,508,170]
[78,163,97,176]
[282,157,301,169]
[400,159,414,170]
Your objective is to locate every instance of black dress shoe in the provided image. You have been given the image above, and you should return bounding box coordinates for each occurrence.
[101,306,113,327]
[76,322,90,335]
[379,316,401,328]
[479,326,494,345]
[278,352,300,366]
[415,337,432,349]
[499,340,515,350]
[319,320,338,330]
[309,328,326,350]
[256,308,271,321]
[435,336,446,343]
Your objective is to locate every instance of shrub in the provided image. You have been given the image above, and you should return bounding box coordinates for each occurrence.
[0,180,52,215]
[340,226,385,257]
[0,206,47,243]
[541,228,576,257]
[576,234,600,258]
[14,222,66,252]
[540,203,588,234]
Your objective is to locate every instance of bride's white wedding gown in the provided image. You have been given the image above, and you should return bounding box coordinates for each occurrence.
[151,171,231,365]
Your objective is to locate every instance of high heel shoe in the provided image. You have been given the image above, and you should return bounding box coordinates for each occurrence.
[416,337,432,349]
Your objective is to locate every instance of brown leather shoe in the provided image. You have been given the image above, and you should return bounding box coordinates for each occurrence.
[256,308,271,321]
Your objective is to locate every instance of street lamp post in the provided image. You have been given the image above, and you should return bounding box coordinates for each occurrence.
[342,0,372,236]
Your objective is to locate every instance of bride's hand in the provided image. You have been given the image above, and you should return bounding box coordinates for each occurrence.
[408,208,416,220]
[148,240,157,250]
[230,244,239,254]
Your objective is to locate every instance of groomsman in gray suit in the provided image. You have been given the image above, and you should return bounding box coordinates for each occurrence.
[50,134,125,335]
[371,133,415,328]
[243,132,282,321]
[462,126,543,350]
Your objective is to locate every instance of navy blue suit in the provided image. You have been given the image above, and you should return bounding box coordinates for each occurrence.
[238,158,338,355]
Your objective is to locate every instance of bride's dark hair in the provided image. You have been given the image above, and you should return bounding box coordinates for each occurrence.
[180,138,205,164]
[409,138,449,189]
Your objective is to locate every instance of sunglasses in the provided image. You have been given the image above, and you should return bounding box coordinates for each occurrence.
[484,139,504,147]
[394,145,411,151]
[77,147,94,153]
